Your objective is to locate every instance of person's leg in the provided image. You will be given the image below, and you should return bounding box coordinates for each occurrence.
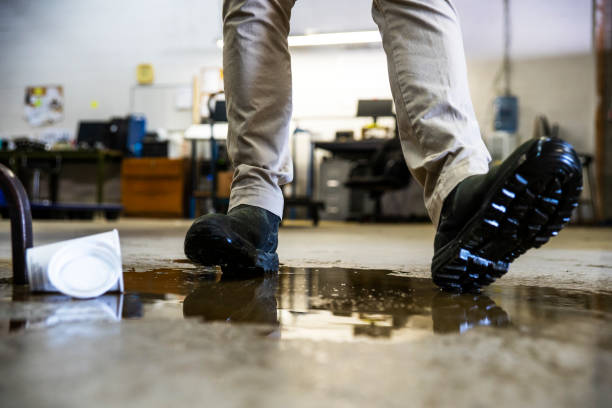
[371,0,490,226]
[373,0,583,291]
[224,0,295,218]
[184,0,295,275]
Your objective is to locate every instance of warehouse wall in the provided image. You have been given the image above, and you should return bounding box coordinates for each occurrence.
[0,0,222,138]
[468,53,596,154]
[0,0,596,157]
[290,49,596,153]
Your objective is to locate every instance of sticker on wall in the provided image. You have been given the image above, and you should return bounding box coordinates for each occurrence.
[137,63,154,85]
[23,85,64,127]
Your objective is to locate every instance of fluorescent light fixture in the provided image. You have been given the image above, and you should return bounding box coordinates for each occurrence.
[289,30,381,47]
[216,30,381,49]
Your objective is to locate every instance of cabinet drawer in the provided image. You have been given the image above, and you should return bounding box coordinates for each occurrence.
[121,158,184,177]
[120,158,187,216]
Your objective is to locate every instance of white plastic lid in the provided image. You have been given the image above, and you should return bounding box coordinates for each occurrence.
[48,241,121,299]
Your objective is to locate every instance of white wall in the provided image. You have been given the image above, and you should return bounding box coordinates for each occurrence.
[0,0,222,138]
[290,49,596,152]
[289,0,595,153]
[468,54,596,154]
[0,0,596,156]
[291,0,593,59]
[290,47,394,139]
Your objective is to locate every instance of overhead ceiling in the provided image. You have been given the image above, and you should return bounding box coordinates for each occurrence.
[290,0,593,58]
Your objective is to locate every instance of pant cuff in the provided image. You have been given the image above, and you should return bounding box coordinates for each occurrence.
[228,185,285,218]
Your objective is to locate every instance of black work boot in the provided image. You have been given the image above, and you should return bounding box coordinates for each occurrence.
[184,204,280,276]
[432,137,583,292]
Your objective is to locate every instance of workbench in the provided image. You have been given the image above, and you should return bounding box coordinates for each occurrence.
[0,149,123,219]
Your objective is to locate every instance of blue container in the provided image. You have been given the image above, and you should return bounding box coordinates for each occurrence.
[0,189,6,206]
[493,95,519,133]
[127,115,146,157]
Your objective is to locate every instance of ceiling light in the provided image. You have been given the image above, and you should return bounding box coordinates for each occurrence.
[289,30,381,47]
[216,30,381,49]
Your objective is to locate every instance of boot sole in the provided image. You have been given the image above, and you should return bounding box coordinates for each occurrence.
[431,137,583,292]
[185,228,279,277]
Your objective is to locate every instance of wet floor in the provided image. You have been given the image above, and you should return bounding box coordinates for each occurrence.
[2,222,610,407]
[1,264,611,347]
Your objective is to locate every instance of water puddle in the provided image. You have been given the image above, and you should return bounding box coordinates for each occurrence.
[1,266,611,346]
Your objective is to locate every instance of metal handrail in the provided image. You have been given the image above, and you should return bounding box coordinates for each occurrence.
[0,163,33,284]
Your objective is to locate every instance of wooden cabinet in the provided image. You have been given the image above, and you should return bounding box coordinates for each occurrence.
[121,158,188,217]
[216,170,232,198]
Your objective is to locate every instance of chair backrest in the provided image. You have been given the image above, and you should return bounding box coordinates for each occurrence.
[533,115,560,139]
[211,100,227,123]
[208,92,227,123]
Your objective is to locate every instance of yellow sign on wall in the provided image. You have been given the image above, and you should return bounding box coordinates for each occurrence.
[137,63,154,85]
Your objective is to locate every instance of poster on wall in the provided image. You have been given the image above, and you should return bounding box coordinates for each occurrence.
[23,85,64,126]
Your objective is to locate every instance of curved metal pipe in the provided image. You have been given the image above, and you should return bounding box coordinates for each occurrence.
[0,163,33,284]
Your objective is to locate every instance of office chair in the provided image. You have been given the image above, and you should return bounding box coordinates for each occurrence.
[344,134,411,221]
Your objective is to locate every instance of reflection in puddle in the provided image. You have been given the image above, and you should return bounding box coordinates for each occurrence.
[3,291,123,332]
[1,266,611,346]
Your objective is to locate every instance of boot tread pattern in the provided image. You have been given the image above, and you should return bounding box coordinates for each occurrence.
[432,139,582,292]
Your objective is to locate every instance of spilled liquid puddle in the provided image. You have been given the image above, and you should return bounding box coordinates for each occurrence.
[1,266,611,346]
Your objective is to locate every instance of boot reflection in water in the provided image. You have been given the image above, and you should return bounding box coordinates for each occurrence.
[432,292,510,334]
[181,269,509,335]
[183,275,279,325]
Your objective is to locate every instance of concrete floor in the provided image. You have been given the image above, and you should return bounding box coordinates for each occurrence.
[0,219,611,407]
